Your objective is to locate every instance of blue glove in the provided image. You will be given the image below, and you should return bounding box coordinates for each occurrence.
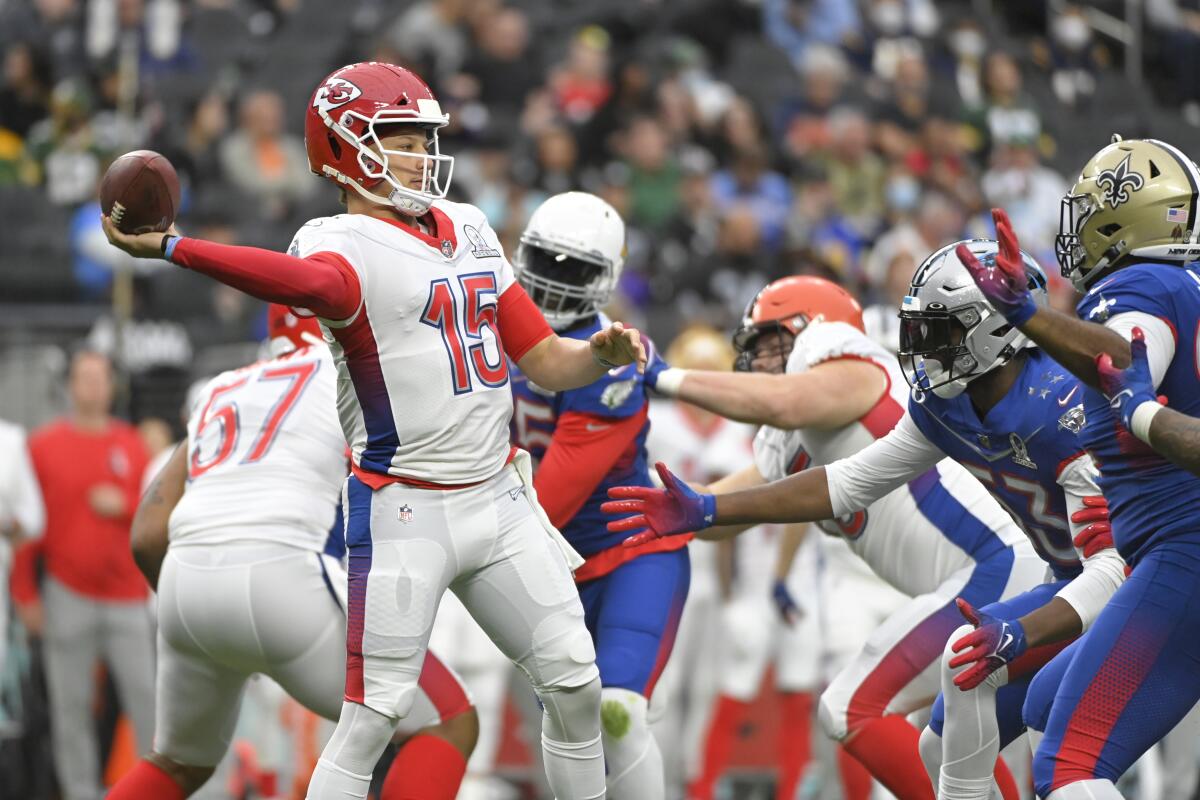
[958,208,1039,326]
[948,598,1027,690]
[1096,327,1158,431]
[641,336,673,393]
[603,462,717,547]
[772,579,801,626]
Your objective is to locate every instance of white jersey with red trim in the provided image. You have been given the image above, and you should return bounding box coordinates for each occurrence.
[170,345,346,551]
[752,321,1028,597]
[288,201,536,485]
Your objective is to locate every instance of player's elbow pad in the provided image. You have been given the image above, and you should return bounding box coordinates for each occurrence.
[1056,549,1127,632]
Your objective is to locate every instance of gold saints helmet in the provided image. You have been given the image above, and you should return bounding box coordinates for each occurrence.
[1056,135,1200,292]
[665,323,736,372]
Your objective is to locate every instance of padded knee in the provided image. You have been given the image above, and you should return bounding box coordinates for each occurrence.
[918,724,943,786]
[600,688,650,761]
[522,610,599,692]
[818,684,849,741]
[538,674,602,745]
[601,687,664,800]
[322,701,400,776]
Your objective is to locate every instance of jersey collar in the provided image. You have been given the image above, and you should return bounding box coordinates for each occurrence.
[369,207,458,255]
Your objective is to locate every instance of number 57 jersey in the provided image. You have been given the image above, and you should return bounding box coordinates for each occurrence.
[169,345,348,552]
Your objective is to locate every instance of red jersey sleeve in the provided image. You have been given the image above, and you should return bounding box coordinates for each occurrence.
[170,238,361,321]
[498,283,554,362]
[533,406,648,529]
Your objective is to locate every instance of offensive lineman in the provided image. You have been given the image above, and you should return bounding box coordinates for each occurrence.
[508,191,685,799]
[102,62,646,800]
[106,307,478,800]
[633,275,1048,800]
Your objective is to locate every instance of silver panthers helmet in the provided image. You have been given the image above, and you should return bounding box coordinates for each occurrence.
[898,239,1049,399]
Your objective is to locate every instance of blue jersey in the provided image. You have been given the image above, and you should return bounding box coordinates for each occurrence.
[908,349,1089,579]
[509,316,655,557]
[1075,262,1200,564]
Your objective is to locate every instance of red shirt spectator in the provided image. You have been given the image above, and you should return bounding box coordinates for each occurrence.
[11,352,150,610]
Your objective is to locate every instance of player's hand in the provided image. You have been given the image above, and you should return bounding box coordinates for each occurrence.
[88,483,128,518]
[603,461,716,547]
[1071,496,1114,559]
[948,598,1027,691]
[772,579,802,626]
[590,321,648,373]
[958,208,1039,327]
[101,214,181,259]
[16,600,43,638]
[1096,327,1160,431]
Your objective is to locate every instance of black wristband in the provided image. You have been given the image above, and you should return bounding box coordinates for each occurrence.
[161,234,176,255]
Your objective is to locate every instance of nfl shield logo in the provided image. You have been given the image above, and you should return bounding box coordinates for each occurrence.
[440,239,454,258]
[398,505,414,523]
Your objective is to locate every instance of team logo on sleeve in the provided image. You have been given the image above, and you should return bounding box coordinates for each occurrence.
[600,377,637,409]
[1008,432,1039,470]
[1096,153,1144,208]
[463,225,500,259]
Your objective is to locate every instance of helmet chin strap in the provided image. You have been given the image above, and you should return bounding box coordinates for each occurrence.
[328,168,431,217]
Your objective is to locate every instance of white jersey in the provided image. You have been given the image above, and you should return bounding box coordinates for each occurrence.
[169,345,347,551]
[752,321,1028,597]
[289,202,533,484]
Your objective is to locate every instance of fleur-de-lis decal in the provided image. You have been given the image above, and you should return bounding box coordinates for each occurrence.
[1096,153,1144,208]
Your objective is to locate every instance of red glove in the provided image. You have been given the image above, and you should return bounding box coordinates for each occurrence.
[1070,495,1114,559]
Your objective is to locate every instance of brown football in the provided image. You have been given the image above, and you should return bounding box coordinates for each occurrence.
[100,150,182,234]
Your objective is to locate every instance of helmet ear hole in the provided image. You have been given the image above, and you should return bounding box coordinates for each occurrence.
[327,134,342,160]
[1097,223,1121,236]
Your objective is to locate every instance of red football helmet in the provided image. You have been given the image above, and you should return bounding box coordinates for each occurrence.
[732,276,864,372]
[267,304,323,354]
[305,62,454,216]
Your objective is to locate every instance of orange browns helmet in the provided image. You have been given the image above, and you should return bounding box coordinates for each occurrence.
[732,276,864,372]
[267,304,324,355]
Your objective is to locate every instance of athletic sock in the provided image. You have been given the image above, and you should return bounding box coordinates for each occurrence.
[688,695,749,800]
[842,715,934,800]
[106,758,187,800]
[837,744,874,800]
[776,692,813,800]
[380,734,467,800]
[994,755,1019,800]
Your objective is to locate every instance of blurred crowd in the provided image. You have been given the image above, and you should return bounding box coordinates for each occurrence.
[2,0,1200,797]
[2,0,1198,399]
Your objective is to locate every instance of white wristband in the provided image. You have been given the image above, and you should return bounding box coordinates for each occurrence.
[653,368,688,397]
[1129,400,1163,443]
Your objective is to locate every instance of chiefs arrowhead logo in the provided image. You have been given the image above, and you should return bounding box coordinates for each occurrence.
[1096,153,1144,209]
[313,77,362,114]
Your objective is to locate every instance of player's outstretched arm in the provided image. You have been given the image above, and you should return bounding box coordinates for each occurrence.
[516,321,647,392]
[131,442,188,591]
[603,461,835,546]
[959,208,1129,387]
[101,216,360,320]
[651,358,886,430]
[1099,328,1200,475]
